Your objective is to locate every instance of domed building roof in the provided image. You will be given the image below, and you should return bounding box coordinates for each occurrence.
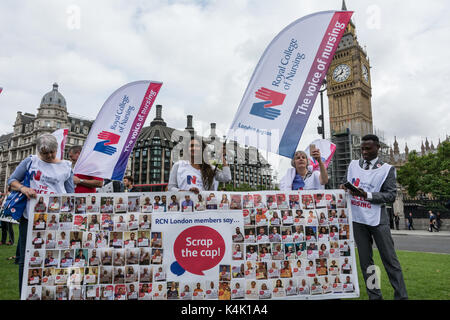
[40,83,66,108]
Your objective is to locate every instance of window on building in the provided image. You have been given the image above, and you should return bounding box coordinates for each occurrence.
[151,147,162,156]
[151,160,161,168]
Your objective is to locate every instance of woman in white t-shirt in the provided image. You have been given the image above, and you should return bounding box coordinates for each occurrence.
[168,137,231,193]
[279,149,328,191]
[8,134,74,296]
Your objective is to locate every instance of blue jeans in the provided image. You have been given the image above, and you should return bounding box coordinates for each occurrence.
[18,217,28,298]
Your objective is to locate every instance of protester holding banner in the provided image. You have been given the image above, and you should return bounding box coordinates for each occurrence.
[341,134,408,300]
[168,137,231,193]
[7,134,75,295]
[280,148,328,191]
[68,146,104,193]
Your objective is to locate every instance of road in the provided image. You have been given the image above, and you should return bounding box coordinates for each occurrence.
[389,234,450,254]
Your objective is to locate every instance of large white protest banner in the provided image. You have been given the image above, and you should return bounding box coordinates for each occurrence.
[74,81,162,180]
[21,190,359,300]
[228,11,352,158]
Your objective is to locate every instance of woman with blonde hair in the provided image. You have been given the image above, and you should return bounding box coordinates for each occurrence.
[280,149,328,190]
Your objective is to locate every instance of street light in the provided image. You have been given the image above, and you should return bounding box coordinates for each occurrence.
[317,79,327,139]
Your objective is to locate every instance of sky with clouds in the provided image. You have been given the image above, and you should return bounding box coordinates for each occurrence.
[0,0,449,180]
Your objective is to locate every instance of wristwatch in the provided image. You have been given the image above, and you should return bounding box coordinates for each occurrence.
[79,179,85,185]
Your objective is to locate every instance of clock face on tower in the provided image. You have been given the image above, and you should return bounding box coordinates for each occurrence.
[362,64,369,82]
[332,64,351,83]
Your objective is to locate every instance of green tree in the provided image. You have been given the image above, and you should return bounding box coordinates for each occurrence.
[397,141,450,198]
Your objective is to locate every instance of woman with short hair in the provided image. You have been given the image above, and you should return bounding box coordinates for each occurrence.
[280,149,328,190]
[8,133,74,295]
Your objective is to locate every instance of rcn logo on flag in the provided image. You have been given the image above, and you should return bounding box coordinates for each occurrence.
[249,87,286,120]
[94,131,121,156]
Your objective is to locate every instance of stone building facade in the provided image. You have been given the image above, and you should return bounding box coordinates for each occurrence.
[0,83,93,192]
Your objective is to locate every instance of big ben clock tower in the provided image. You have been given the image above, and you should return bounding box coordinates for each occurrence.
[327,1,373,137]
[327,0,374,188]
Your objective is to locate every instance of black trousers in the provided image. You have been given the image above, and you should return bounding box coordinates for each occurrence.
[1,221,15,243]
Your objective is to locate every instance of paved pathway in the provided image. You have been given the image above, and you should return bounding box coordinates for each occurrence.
[388,229,450,254]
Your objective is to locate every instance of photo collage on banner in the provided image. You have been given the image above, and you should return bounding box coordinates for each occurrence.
[22,190,358,300]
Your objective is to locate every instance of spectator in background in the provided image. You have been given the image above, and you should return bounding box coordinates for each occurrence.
[123,176,138,192]
[429,211,439,232]
[8,134,74,296]
[1,191,15,247]
[68,146,104,193]
[407,212,414,230]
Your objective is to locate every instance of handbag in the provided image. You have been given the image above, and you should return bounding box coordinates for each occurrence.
[0,158,33,221]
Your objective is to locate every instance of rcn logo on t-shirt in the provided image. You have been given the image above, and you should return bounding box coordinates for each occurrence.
[94,131,120,156]
[249,87,286,120]
[352,178,360,187]
[31,170,42,181]
[187,175,197,185]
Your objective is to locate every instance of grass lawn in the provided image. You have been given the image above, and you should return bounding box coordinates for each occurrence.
[1,223,449,300]
[350,250,450,300]
[0,223,20,300]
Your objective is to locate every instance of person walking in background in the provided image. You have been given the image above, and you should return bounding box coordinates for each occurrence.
[394,213,400,230]
[1,191,15,246]
[407,212,414,230]
[429,211,439,232]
